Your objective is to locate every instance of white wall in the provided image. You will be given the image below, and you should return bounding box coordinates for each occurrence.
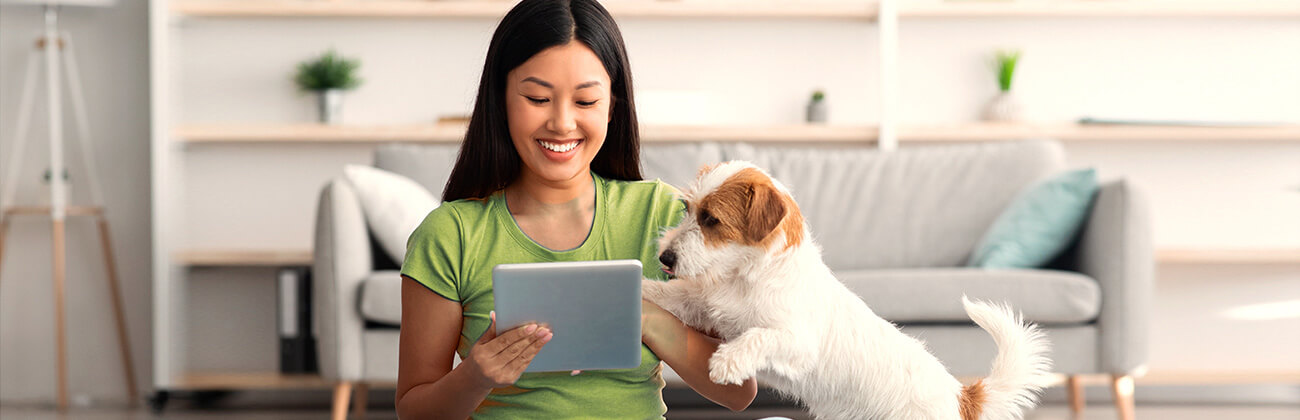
[2,1,1298,405]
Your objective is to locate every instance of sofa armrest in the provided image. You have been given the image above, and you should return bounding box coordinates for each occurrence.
[1073,179,1155,374]
[313,179,373,381]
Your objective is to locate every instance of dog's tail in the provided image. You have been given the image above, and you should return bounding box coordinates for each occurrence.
[959,295,1053,420]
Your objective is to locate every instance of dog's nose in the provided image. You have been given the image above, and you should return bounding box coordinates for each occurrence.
[659,249,677,271]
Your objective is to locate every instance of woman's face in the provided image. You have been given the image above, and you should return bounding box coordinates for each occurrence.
[505,41,613,185]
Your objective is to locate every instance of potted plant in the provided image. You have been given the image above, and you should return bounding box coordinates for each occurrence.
[982,49,1023,122]
[294,49,362,125]
[806,89,828,124]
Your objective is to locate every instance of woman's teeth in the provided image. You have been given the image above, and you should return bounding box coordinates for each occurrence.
[538,139,580,153]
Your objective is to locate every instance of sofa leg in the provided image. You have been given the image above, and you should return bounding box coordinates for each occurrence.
[352,382,369,419]
[1111,374,1136,420]
[1066,375,1085,416]
[332,381,353,420]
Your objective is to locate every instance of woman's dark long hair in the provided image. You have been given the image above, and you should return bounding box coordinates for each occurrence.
[442,0,641,202]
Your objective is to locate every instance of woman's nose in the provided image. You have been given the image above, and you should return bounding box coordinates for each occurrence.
[547,105,577,134]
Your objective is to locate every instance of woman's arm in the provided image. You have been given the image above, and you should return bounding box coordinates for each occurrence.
[395,276,552,419]
[641,300,758,412]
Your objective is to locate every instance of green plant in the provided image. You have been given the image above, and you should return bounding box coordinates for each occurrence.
[295,49,362,92]
[995,49,1021,92]
[811,89,825,102]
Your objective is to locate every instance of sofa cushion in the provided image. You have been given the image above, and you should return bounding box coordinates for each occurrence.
[374,144,461,197]
[359,270,404,326]
[719,140,1065,270]
[642,142,724,190]
[969,168,1099,268]
[343,165,440,265]
[837,268,1101,324]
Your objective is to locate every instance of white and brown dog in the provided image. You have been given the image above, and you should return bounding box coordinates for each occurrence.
[643,161,1053,420]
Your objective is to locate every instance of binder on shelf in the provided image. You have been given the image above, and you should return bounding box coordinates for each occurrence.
[277,266,317,374]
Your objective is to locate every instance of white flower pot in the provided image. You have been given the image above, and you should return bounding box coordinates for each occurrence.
[318,89,344,125]
[806,100,828,124]
[982,91,1023,122]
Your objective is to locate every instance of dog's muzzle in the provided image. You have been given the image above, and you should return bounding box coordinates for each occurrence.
[659,249,677,274]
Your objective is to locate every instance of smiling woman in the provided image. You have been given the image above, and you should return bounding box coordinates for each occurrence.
[394,0,757,419]
[441,0,641,202]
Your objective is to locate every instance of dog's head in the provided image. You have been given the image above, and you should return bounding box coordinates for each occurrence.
[657,161,805,281]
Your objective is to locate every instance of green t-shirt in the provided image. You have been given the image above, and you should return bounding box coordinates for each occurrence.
[401,173,684,420]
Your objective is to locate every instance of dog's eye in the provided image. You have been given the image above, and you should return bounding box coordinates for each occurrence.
[699,210,719,227]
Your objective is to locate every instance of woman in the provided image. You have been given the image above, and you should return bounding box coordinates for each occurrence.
[394,0,758,418]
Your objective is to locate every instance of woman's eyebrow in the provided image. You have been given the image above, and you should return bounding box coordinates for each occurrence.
[522,76,602,90]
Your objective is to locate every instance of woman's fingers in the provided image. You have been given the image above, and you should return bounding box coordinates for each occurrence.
[497,325,549,359]
[505,330,552,373]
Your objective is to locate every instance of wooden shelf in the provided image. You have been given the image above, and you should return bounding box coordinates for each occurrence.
[177,371,397,390]
[1157,248,1300,265]
[901,123,1300,142]
[175,122,1300,144]
[170,0,1300,19]
[902,1,1300,19]
[171,0,879,20]
[176,249,313,267]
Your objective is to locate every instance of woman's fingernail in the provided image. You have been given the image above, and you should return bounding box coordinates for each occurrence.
[535,328,549,338]
[570,370,581,376]
[524,324,537,334]
[541,332,553,342]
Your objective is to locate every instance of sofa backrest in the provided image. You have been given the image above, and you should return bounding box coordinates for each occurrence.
[375,139,1065,270]
[715,140,1065,270]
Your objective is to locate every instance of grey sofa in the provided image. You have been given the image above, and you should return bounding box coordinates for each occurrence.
[313,139,1152,419]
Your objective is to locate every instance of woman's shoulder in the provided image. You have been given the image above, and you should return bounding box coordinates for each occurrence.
[601,176,682,203]
[412,197,495,234]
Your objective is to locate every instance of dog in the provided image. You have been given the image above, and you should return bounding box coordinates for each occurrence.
[643,161,1053,420]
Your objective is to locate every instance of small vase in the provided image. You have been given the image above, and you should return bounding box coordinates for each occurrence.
[318,89,344,125]
[806,100,828,124]
[982,91,1023,122]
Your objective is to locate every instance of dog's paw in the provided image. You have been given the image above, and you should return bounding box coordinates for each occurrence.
[642,278,669,303]
[708,344,754,386]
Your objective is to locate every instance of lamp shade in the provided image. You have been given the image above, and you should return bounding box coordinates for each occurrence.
[0,0,116,6]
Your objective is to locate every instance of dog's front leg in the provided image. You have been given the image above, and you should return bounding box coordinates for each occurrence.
[709,328,807,386]
[642,279,709,329]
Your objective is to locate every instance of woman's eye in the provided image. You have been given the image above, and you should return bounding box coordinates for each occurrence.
[577,100,598,107]
[526,97,549,104]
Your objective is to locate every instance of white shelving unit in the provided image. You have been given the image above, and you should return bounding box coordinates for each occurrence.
[149,0,1300,400]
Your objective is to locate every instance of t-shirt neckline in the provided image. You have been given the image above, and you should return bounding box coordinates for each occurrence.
[494,173,607,258]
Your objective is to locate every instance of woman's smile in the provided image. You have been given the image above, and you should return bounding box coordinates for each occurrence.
[536,138,584,162]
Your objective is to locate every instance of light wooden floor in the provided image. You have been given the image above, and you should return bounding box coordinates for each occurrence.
[2,404,1299,419]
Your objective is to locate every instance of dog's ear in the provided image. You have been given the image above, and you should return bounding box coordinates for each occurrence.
[744,181,787,244]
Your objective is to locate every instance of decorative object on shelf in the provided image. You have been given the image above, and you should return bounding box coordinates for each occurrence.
[806,89,828,123]
[294,49,362,125]
[982,49,1023,122]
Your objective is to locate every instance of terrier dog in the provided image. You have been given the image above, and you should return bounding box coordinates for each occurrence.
[643,161,1053,420]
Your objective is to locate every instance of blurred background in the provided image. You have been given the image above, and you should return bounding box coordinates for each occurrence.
[1,0,1297,418]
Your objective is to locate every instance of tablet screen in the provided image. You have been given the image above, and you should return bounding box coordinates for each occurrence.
[491,260,643,372]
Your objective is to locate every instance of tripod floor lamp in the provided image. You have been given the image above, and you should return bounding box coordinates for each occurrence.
[0,0,137,410]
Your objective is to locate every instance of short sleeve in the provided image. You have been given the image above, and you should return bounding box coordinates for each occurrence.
[644,181,686,281]
[400,205,462,302]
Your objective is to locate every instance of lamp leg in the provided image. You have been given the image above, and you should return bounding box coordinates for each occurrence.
[97,215,139,406]
[52,218,69,412]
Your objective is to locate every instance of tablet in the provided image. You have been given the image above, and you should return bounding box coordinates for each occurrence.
[492,260,643,373]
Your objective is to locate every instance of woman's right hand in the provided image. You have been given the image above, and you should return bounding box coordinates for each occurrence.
[461,311,553,389]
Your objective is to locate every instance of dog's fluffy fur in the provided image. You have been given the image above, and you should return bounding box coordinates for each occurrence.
[644,161,1053,420]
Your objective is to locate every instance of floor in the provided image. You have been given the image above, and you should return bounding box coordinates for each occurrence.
[2,404,1300,419]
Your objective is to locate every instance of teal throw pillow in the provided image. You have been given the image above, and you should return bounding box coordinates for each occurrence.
[969,168,1099,269]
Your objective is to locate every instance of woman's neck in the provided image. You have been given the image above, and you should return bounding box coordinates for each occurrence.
[505,170,596,216]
